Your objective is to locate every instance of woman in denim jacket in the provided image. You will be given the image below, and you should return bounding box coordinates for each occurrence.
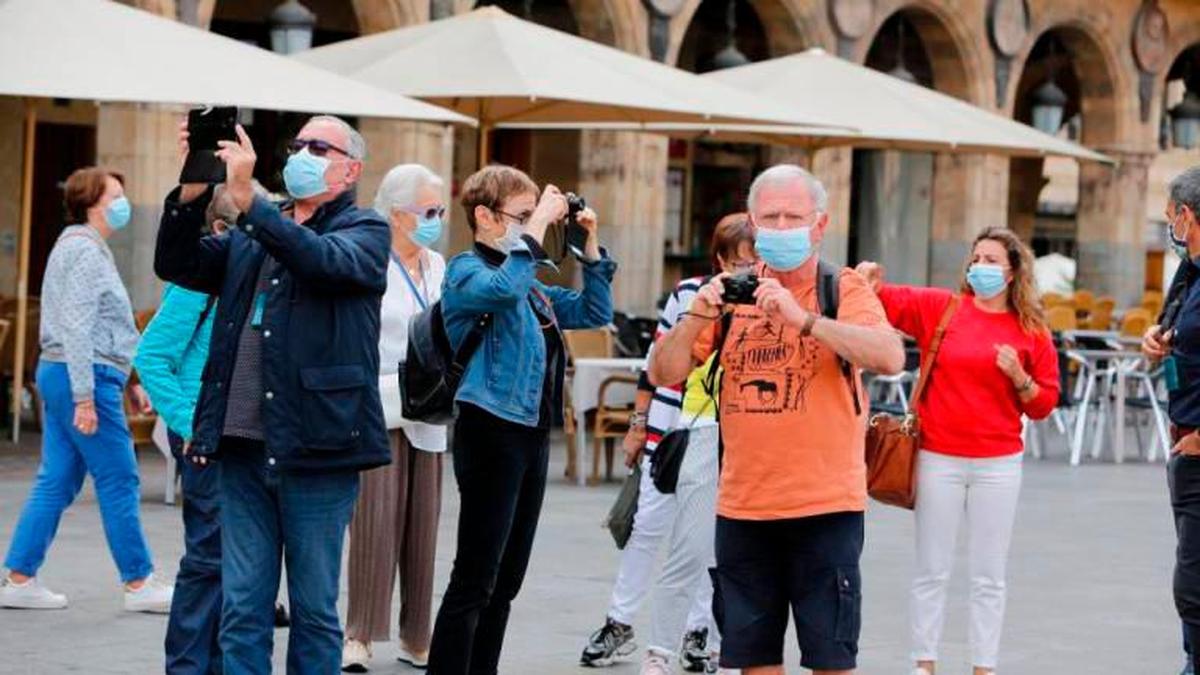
[428,165,615,674]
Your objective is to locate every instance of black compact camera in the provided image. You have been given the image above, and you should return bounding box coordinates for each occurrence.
[562,192,589,260]
[722,274,759,305]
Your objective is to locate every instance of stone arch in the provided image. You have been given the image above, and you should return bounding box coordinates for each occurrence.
[1006,21,1145,305]
[666,0,826,67]
[1005,21,1131,148]
[855,0,988,105]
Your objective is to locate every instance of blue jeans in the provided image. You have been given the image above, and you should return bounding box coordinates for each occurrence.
[4,361,153,583]
[165,431,223,674]
[217,437,359,675]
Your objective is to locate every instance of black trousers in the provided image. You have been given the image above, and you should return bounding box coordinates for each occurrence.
[427,404,549,675]
[1170,454,1200,672]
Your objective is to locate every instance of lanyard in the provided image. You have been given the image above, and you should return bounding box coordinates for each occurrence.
[391,252,428,311]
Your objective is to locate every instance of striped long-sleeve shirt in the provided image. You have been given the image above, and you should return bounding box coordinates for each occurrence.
[644,276,702,454]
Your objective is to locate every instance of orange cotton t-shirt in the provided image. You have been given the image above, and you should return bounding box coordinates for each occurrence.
[693,267,889,521]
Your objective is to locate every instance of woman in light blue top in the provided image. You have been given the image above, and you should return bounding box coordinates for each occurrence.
[2,166,172,614]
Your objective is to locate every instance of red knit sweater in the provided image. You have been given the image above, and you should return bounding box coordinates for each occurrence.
[879,285,1061,458]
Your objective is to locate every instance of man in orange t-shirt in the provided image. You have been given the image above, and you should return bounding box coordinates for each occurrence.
[650,165,904,675]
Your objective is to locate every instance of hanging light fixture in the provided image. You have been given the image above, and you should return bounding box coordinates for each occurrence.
[707,0,751,71]
[887,20,917,84]
[1171,88,1200,150]
[1031,40,1068,134]
[269,0,316,55]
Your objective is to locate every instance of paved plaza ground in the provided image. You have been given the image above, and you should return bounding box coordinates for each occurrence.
[0,428,1186,674]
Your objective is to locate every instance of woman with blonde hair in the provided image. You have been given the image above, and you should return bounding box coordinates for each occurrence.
[856,227,1060,675]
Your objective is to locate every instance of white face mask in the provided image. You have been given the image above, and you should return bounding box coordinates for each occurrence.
[494,221,525,252]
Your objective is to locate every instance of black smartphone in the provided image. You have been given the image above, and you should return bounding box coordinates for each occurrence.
[180,106,238,184]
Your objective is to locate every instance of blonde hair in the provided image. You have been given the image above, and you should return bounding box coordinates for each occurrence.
[460,164,539,231]
[960,226,1047,334]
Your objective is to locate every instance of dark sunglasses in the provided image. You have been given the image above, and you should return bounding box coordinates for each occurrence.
[287,138,352,158]
[397,204,447,220]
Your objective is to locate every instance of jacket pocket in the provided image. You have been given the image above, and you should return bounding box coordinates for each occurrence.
[299,365,366,450]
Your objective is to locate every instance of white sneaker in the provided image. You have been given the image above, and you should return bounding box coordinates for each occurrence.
[1,576,68,609]
[342,639,371,672]
[397,640,428,669]
[123,574,173,613]
[910,668,934,675]
[641,651,672,675]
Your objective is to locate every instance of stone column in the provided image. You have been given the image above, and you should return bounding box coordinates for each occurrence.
[358,119,455,250]
[577,130,669,315]
[1076,151,1154,307]
[0,98,25,295]
[765,145,853,267]
[928,153,1010,288]
[95,103,181,310]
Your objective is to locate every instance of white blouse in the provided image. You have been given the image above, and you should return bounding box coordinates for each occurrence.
[378,248,447,452]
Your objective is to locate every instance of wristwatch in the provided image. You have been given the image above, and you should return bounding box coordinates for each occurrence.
[629,411,648,429]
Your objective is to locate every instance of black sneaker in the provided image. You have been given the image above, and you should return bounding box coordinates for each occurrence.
[579,618,636,667]
[680,628,710,673]
[274,602,290,628]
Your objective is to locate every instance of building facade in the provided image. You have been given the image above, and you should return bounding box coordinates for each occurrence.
[2,0,1198,314]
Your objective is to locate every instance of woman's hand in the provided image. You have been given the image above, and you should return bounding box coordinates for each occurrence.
[577,207,602,261]
[129,384,153,415]
[622,425,647,469]
[525,184,568,244]
[854,261,884,294]
[74,400,98,436]
[215,124,257,212]
[994,344,1027,385]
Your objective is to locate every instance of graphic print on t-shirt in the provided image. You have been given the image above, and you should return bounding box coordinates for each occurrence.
[722,309,822,416]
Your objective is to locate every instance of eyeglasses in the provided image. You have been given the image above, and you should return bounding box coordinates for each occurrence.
[287,138,352,158]
[397,204,447,221]
[491,207,531,226]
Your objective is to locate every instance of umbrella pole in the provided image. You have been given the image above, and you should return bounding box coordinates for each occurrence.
[476,122,490,169]
[10,99,35,443]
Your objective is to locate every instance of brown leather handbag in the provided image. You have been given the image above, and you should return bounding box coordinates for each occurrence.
[865,294,961,509]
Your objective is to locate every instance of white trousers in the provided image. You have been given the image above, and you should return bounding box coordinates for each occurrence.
[608,454,711,633]
[648,425,720,657]
[910,450,1023,669]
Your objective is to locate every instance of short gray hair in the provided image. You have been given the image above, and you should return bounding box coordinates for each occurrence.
[1169,165,1200,214]
[747,164,829,213]
[309,114,366,161]
[374,164,445,217]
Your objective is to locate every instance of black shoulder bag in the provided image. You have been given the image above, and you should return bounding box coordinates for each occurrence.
[399,301,492,425]
[649,314,727,494]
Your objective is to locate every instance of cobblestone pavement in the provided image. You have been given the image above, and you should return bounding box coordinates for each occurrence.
[0,430,1183,674]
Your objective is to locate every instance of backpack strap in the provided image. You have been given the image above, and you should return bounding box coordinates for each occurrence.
[445,305,493,385]
[816,260,861,416]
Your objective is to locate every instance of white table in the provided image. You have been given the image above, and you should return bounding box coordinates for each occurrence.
[570,357,644,486]
[1067,348,1153,465]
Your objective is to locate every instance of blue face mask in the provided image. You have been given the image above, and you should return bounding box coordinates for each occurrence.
[754,227,813,272]
[1169,214,1192,261]
[966,263,1008,299]
[104,196,131,230]
[283,148,330,199]
[409,214,444,248]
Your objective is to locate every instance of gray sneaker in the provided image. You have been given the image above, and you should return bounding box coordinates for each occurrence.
[681,628,711,672]
[580,618,637,667]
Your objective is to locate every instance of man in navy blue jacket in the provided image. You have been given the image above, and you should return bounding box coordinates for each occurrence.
[155,115,390,674]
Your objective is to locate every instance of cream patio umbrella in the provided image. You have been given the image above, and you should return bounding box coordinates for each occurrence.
[672,48,1110,162]
[293,6,856,166]
[0,0,474,441]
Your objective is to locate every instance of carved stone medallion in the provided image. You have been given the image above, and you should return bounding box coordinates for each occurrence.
[1133,0,1169,73]
[989,0,1030,58]
[830,0,873,40]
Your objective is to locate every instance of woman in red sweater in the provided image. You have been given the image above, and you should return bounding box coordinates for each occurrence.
[857,227,1059,675]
